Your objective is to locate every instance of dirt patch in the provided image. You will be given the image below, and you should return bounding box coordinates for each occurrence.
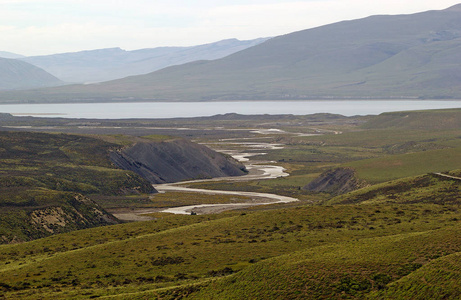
[31,207,69,233]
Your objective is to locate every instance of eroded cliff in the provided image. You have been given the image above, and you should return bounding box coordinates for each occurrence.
[110,138,247,184]
[303,167,367,195]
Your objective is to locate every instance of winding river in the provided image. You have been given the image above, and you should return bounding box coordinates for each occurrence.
[154,140,299,215]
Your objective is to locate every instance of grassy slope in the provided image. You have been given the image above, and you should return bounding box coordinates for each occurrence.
[186,224,461,300]
[190,127,461,197]
[327,172,461,205]
[0,131,154,196]
[0,195,459,298]
[345,147,461,183]
[0,131,155,243]
[362,109,461,130]
[370,252,461,299]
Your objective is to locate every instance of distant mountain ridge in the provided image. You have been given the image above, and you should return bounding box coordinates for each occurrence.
[0,57,63,90]
[21,38,270,83]
[2,4,461,102]
[0,51,24,59]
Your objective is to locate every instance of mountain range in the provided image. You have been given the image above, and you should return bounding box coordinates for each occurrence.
[20,38,269,84]
[0,51,24,59]
[1,4,461,102]
[0,57,62,90]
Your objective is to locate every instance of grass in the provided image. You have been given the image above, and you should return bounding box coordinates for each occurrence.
[0,131,155,244]
[370,251,461,299]
[345,147,461,183]
[0,131,154,196]
[0,109,460,298]
[0,197,459,298]
[186,224,461,299]
[327,171,461,205]
[149,192,256,208]
[362,108,461,130]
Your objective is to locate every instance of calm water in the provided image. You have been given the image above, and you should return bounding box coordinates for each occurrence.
[0,100,460,119]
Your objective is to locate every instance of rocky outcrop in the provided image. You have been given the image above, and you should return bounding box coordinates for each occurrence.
[110,138,247,184]
[303,168,366,195]
[0,193,119,244]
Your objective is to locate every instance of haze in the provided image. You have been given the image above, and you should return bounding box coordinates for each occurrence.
[2,0,461,56]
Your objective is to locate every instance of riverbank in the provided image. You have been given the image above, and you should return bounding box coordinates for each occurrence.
[111,140,299,220]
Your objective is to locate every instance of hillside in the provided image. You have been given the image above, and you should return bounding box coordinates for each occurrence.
[2,5,461,102]
[0,183,459,299]
[0,58,62,90]
[0,131,250,243]
[0,131,155,243]
[21,38,269,83]
[0,191,118,244]
[110,138,247,183]
[302,167,367,195]
[0,109,459,298]
[362,108,461,130]
[326,171,461,205]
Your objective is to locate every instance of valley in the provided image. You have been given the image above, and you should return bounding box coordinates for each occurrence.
[0,108,459,299]
[1,3,461,299]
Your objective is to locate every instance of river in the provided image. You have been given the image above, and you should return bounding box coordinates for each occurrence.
[154,139,299,215]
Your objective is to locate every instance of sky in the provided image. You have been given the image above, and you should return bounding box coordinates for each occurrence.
[1,0,460,56]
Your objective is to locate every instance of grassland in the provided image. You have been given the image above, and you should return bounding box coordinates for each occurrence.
[0,192,459,298]
[0,109,460,298]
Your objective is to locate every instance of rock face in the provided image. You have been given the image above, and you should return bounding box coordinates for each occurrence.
[1,193,119,244]
[303,168,365,195]
[110,138,247,184]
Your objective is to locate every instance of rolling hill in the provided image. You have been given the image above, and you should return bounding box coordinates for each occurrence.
[0,58,63,90]
[20,38,269,84]
[1,4,461,102]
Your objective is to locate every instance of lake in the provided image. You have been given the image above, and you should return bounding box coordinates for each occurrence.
[0,100,460,119]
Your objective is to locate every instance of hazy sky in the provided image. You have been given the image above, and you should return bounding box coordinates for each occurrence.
[1,0,460,56]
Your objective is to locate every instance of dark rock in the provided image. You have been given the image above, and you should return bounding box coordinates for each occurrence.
[303,167,365,195]
[110,138,247,184]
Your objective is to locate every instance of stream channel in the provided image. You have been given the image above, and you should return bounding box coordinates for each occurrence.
[154,139,299,215]
[111,130,313,220]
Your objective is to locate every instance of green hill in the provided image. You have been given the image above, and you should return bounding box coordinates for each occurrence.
[362,108,461,130]
[0,192,459,299]
[327,171,461,205]
[188,225,461,300]
[370,252,461,299]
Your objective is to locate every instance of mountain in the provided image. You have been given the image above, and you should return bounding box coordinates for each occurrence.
[21,38,269,83]
[0,51,24,59]
[0,57,63,90]
[2,4,461,102]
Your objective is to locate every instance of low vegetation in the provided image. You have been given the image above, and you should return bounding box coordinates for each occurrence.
[0,191,459,298]
[0,108,460,298]
[0,131,155,243]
